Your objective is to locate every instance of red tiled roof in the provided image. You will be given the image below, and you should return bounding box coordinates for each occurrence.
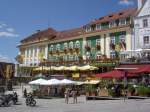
[87,8,137,25]
[21,28,57,43]
[55,28,84,40]
[21,27,84,44]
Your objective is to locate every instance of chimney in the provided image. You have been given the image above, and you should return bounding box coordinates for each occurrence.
[138,0,145,10]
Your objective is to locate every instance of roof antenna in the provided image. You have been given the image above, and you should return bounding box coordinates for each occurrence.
[48,19,50,28]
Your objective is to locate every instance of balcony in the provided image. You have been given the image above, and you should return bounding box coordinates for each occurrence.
[40,58,119,67]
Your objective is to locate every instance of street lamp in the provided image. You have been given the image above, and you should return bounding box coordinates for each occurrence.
[114,67,137,101]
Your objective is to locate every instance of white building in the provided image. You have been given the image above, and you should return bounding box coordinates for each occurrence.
[134,0,150,56]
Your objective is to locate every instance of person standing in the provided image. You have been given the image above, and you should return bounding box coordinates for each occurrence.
[64,88,69,104]
[71,89,77,104]
[24,88,27,98]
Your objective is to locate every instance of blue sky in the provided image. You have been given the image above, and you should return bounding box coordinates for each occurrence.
[0,0,137,62]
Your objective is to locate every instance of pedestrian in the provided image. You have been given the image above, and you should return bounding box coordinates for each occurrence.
[24,88,27,98]
[64,88,69,104]
[71,89,77,104]
[96,87,100,96]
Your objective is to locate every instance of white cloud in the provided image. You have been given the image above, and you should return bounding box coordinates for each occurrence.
[0,22,19,38]
[0,54,13,63]
[6,28,15,32]
[119,0,134,6]
[0,31,19,37]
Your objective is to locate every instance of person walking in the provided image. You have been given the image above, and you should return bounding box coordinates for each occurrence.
[64,88,69,104]
[71,89,77,104]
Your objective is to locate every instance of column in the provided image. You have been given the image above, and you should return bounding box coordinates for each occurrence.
[82,37,87,60]
[32,47,35,66]
[105,34,110,58]
[101,35,104,55]
[45,44,48,59]
[28,48,31,66]
[24,49,28,66]
[37,47,40,65]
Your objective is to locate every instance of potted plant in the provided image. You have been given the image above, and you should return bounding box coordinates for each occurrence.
[85,45,91,52]
[64,49,67,54]
[128,85,135,96]
[110,42,115,50]
[96,44,101,50]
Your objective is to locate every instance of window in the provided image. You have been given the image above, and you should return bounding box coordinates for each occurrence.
[74,55,79,61]
[109,21,116,27]
[56,44,60,50]
[34,48,37,57]
[27,49,29,58]
[69,55,74,61]
[96,24,101,30]
[86,52,91,59]
[86,40,91,47]
[119,35,125,43]
[143,19,148,28]
[75,41,80,48]
[144,36,149,44]
[63,55,68,61]
[96,51,101,59]
[85,26,91,32]
[50,45,54,51]
[110,37,115,44]
[96,39,101,45]
[110,51,116,59]
[69,41,74,48]
[64,43,68,49]
[119,18,126,25]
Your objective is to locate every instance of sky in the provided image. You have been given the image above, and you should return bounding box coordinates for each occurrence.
[0,0,137,63]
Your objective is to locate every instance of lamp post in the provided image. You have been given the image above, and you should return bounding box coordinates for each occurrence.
[115,67,137,101]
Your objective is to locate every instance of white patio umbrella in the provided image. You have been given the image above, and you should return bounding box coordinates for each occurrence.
[40,78,61,85]
[60,79,76,85]
[84,80,100,84]
[29,78,48,85]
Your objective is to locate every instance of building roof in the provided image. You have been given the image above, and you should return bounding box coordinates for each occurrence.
[20,27,84,44]
[55,28,84,40]
[87,8,137,25]
[21,28,57,43]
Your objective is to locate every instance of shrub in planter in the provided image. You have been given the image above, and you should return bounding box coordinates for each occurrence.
[136,86,150,96]
[108,88,116,97]
[128,85,135,96]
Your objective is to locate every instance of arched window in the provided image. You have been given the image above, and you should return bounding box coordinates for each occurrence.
[69,41,73,49]
[64,43,68,49]
[50,45,54,51]
[96,51,101,59]
[86,52,91,59]
[56,44,60,50]
[75,41,80,48]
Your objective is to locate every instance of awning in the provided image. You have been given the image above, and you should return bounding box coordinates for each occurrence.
[96,70,135,78]
[119,64,150,74]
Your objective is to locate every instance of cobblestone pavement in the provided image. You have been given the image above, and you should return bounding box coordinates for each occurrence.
[0,96,150,112]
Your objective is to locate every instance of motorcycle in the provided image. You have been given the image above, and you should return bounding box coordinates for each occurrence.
[0,92,18,106]
[25,94,36,106]
[0,94,13,106]
[12,92,18,105]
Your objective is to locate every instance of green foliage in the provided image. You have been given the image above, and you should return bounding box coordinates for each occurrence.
[128,85,135,93]
[84,84,96,92]
[136,86,150,96]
